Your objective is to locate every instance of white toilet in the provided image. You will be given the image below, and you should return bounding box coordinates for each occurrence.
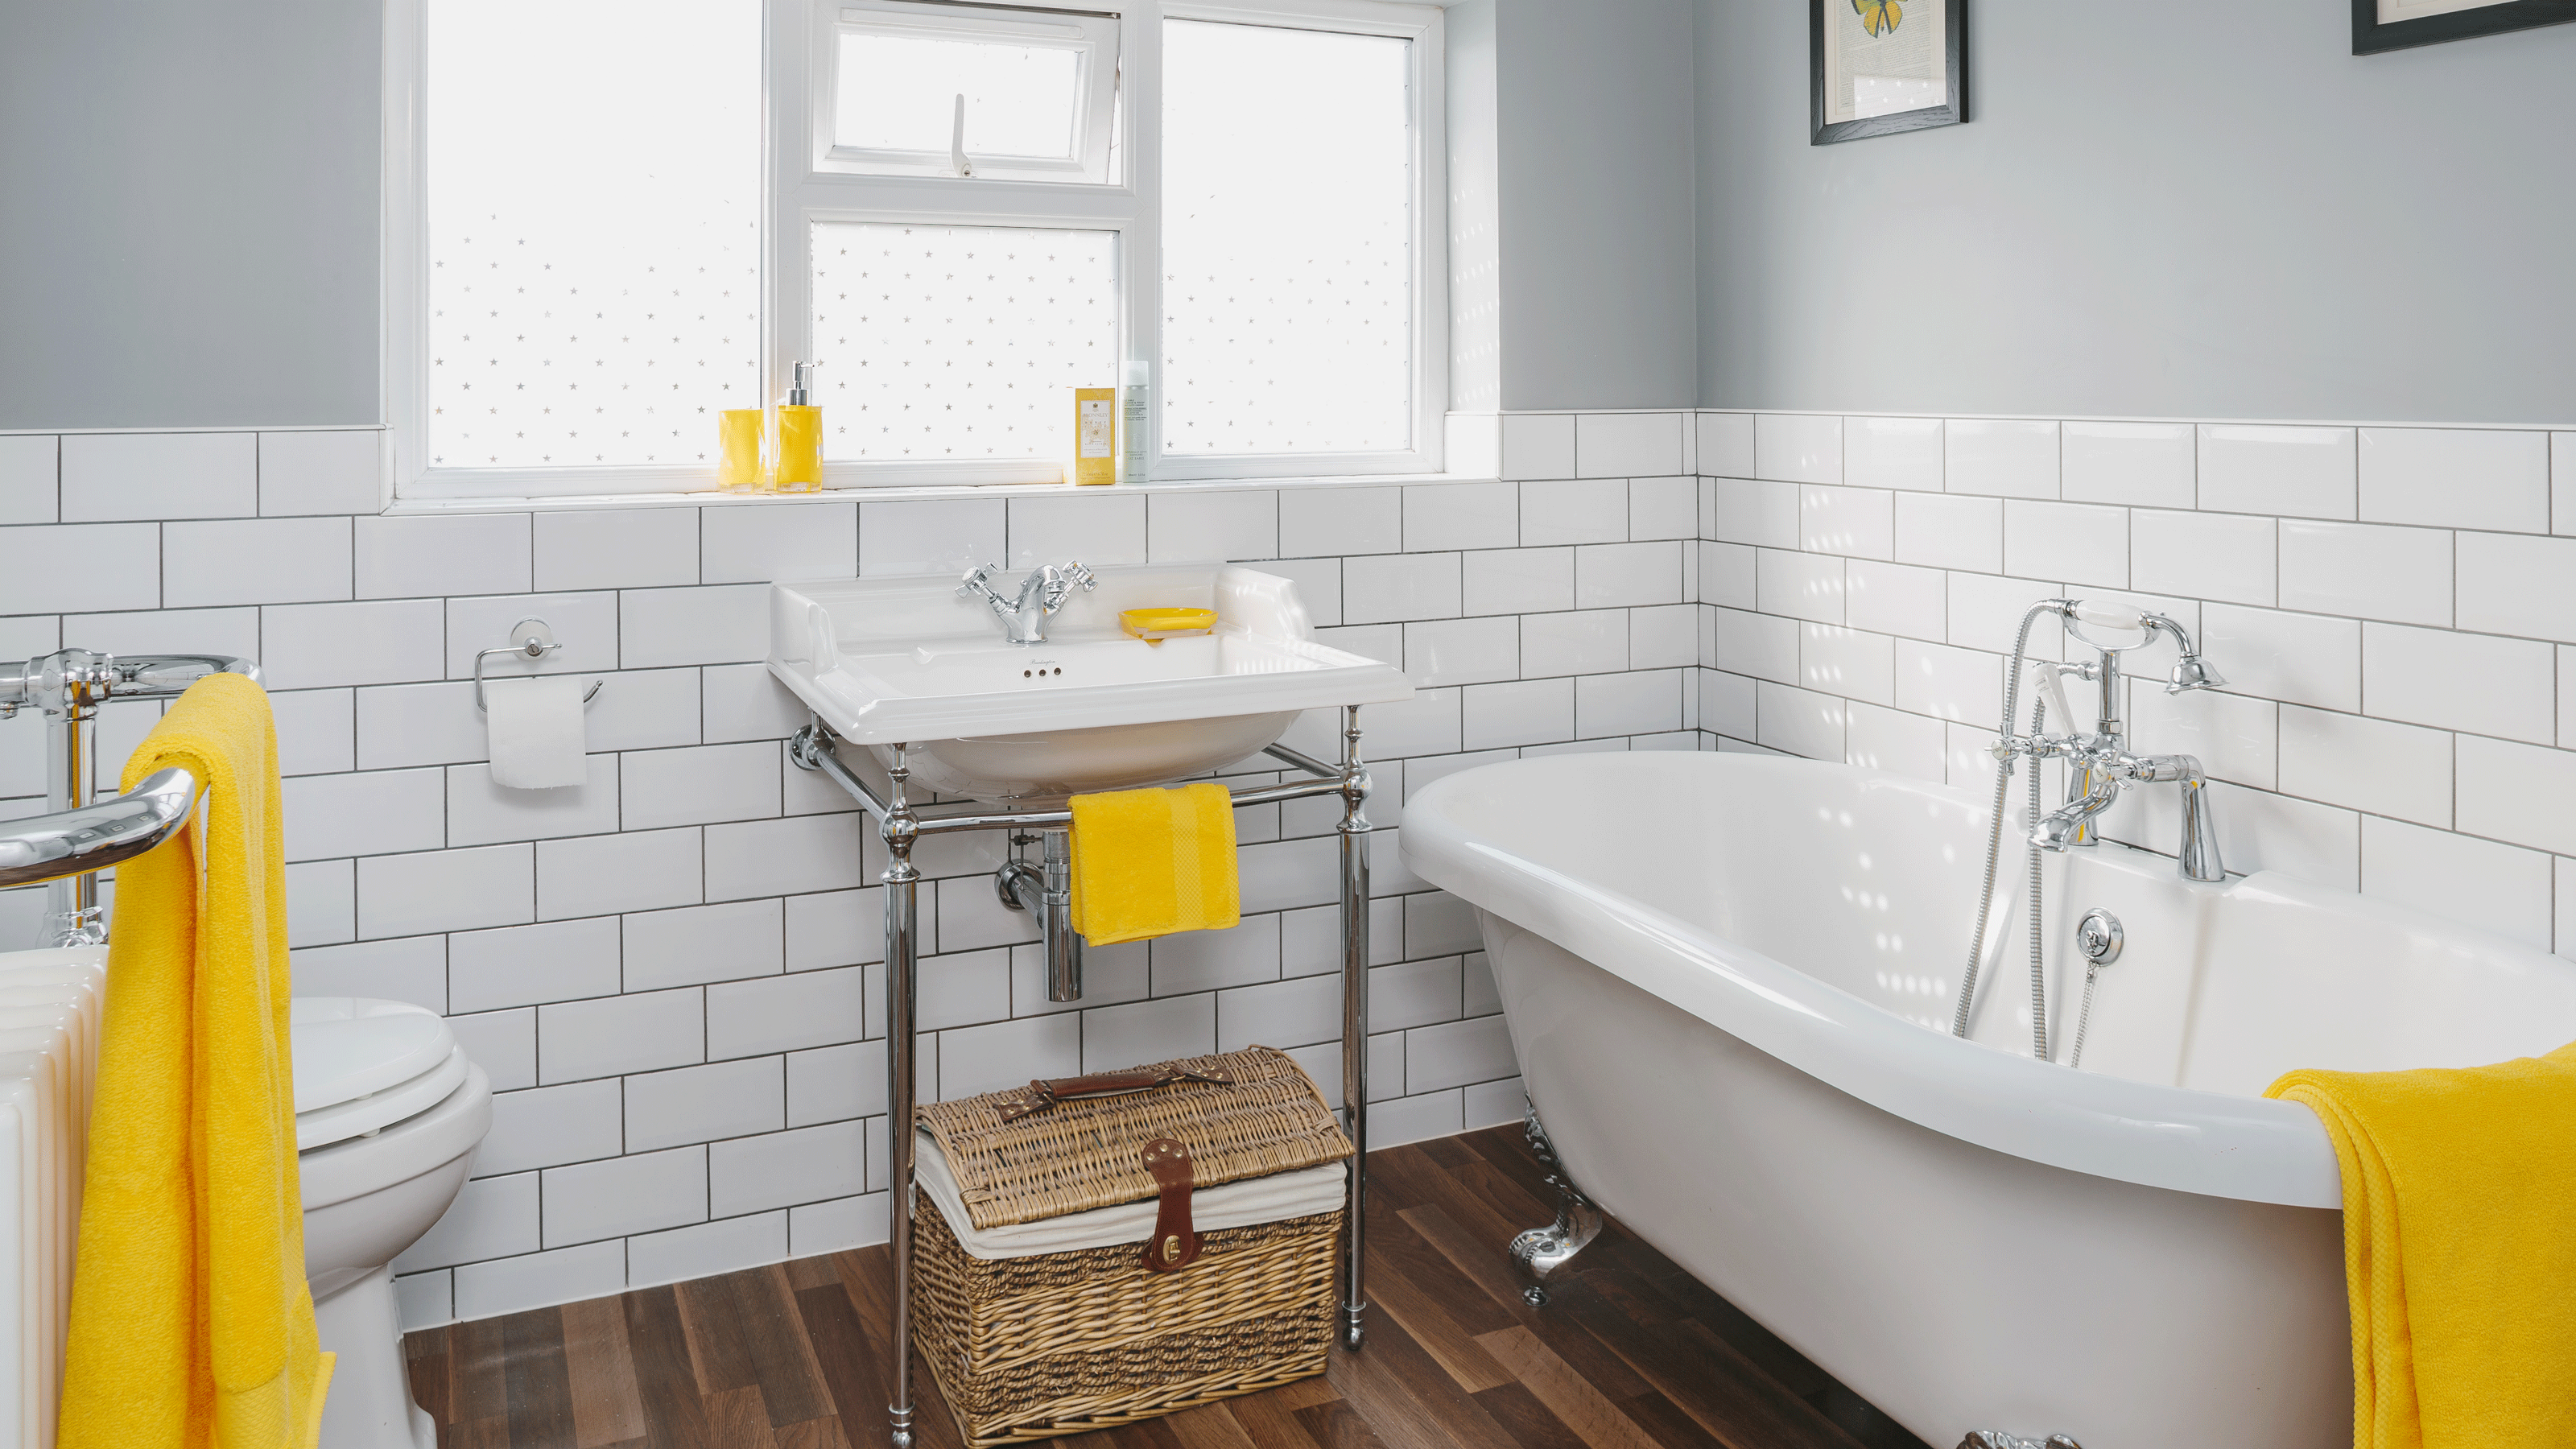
[291,998,493,1449]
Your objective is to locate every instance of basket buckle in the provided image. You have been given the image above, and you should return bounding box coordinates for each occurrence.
[1138,1137,1204,1274]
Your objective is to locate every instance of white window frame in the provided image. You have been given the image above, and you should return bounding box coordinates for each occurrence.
[384,0,1446,501]
[819,1,1121,184]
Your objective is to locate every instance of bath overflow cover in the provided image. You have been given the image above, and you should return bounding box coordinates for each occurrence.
[2076,909,2124,967]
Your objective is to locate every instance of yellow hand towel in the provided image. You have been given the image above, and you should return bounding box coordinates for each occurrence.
[1067,782,1240,947]
[2267,1042,2576,1449]
[60,674,332,1449]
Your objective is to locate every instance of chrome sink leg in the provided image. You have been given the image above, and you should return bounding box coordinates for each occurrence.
[997,831,1084,1001]
[1337,704,1373,1352]
[882,742,921,1449]
[1958,1434,2083,1449]
[1509,1103,1603,1307]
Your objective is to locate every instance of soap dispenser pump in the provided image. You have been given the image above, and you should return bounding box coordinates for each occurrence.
[777,361,824,492]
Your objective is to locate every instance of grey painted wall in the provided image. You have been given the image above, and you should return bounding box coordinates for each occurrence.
[0,0,1696,432]
[1496,0,1698,411]
[0,1,381,430]
[0,0,1695,430]
[1697,0,2576,423]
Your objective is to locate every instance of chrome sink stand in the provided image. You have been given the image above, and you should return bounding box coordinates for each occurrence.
[789,707,1380,1448]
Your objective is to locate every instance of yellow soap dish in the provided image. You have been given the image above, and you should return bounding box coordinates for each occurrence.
[1121,607,1217,646]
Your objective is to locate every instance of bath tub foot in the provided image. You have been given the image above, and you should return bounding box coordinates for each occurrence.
[1509,1104,1603,1307]
[1957,1433,2082,1449]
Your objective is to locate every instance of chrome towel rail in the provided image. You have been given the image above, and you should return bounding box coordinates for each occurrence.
[0,650,258,719]
[2,649,258,945]
[0,768,200,890]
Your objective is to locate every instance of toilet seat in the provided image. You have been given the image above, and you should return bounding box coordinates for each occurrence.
[290,998,464,1153]
[295,1047,469,1152]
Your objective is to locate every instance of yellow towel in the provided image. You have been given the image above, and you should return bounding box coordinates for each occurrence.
[1066,782,1240,947]
[2267,1043,2576,1449]
[60,674,332,1449]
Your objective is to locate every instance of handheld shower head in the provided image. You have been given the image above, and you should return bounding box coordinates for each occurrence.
[2115,607,2225,693]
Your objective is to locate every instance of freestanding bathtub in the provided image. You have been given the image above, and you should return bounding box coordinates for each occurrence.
[1400,751,2576,1449]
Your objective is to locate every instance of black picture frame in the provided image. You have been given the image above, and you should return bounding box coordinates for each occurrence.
[2354,0,2576,54]
[1811,0,1967,146]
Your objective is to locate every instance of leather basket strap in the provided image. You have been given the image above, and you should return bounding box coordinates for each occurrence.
[1137,1137,1204,1274]
[994,1062,1236,1124]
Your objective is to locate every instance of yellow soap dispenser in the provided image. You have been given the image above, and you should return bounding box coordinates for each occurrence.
[776,361,824,493]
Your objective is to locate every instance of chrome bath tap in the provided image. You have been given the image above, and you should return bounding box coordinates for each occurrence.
[957,560,1097,645]
[1952,598,2227,1064]
[2004,602,2228,882]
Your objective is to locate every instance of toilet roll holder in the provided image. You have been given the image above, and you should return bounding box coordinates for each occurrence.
[472,618,604,712]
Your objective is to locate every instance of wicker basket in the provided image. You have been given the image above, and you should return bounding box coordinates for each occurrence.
[912,1046,1352,1447]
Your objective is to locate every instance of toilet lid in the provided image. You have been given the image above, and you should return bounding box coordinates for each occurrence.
[293,1046,469,1153]
[290,997,456,1116]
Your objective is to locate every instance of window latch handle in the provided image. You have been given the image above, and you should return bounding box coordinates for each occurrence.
[950,93,973,178]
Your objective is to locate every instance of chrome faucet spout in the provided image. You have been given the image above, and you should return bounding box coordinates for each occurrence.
[2032,771,2121,851]
[956,559,1100,644]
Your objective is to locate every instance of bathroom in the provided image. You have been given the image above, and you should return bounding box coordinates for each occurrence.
[1,1,2570,1446]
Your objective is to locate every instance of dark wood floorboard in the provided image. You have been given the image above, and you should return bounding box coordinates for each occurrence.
[407,1125,1932,1449]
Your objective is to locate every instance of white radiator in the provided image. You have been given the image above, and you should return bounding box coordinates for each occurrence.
[0,947,105,1449]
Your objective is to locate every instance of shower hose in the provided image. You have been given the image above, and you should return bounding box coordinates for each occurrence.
[1949,601,2062,1062]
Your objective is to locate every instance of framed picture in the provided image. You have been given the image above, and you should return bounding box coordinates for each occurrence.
[2355,0,2576,53]
[1811,0,1967,146]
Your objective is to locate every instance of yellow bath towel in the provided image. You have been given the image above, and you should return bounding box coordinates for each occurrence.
[1067,782,1240,947]
[60,674,332,1449]
[2268,1043,2576,1449]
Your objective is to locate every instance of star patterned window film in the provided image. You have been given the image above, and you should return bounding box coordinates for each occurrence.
[1160,20,1413,456]
[427,0,762,469]
[809,222,1121,464]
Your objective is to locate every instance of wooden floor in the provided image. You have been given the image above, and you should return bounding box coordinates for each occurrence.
[405,1125,1931,1449]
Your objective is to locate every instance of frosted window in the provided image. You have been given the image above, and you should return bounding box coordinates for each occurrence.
[1162,20,1412,456]
[836,33,1080,159]
[811,222,1120,462]
[426,0,762,469]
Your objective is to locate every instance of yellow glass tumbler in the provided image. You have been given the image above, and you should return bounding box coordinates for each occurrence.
[718,408,770,492]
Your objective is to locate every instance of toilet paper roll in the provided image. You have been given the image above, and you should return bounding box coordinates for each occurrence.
[485,675,588,790]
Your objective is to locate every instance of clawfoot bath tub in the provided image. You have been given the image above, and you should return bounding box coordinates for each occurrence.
[1401,752,2576,1449]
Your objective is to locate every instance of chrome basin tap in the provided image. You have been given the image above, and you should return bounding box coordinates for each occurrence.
[957,560,1097,645]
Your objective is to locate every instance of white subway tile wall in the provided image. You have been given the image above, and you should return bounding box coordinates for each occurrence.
[0,417,1745,1331]
[14,407,2566,1331]
[1699,411,2575,993]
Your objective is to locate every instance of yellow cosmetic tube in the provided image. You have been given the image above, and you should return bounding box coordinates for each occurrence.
[1074,386,1116,485]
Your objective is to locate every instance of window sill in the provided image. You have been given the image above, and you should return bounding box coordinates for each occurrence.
[382,471,1505,517]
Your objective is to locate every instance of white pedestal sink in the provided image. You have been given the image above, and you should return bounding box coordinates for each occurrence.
[766,564,1414,801]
